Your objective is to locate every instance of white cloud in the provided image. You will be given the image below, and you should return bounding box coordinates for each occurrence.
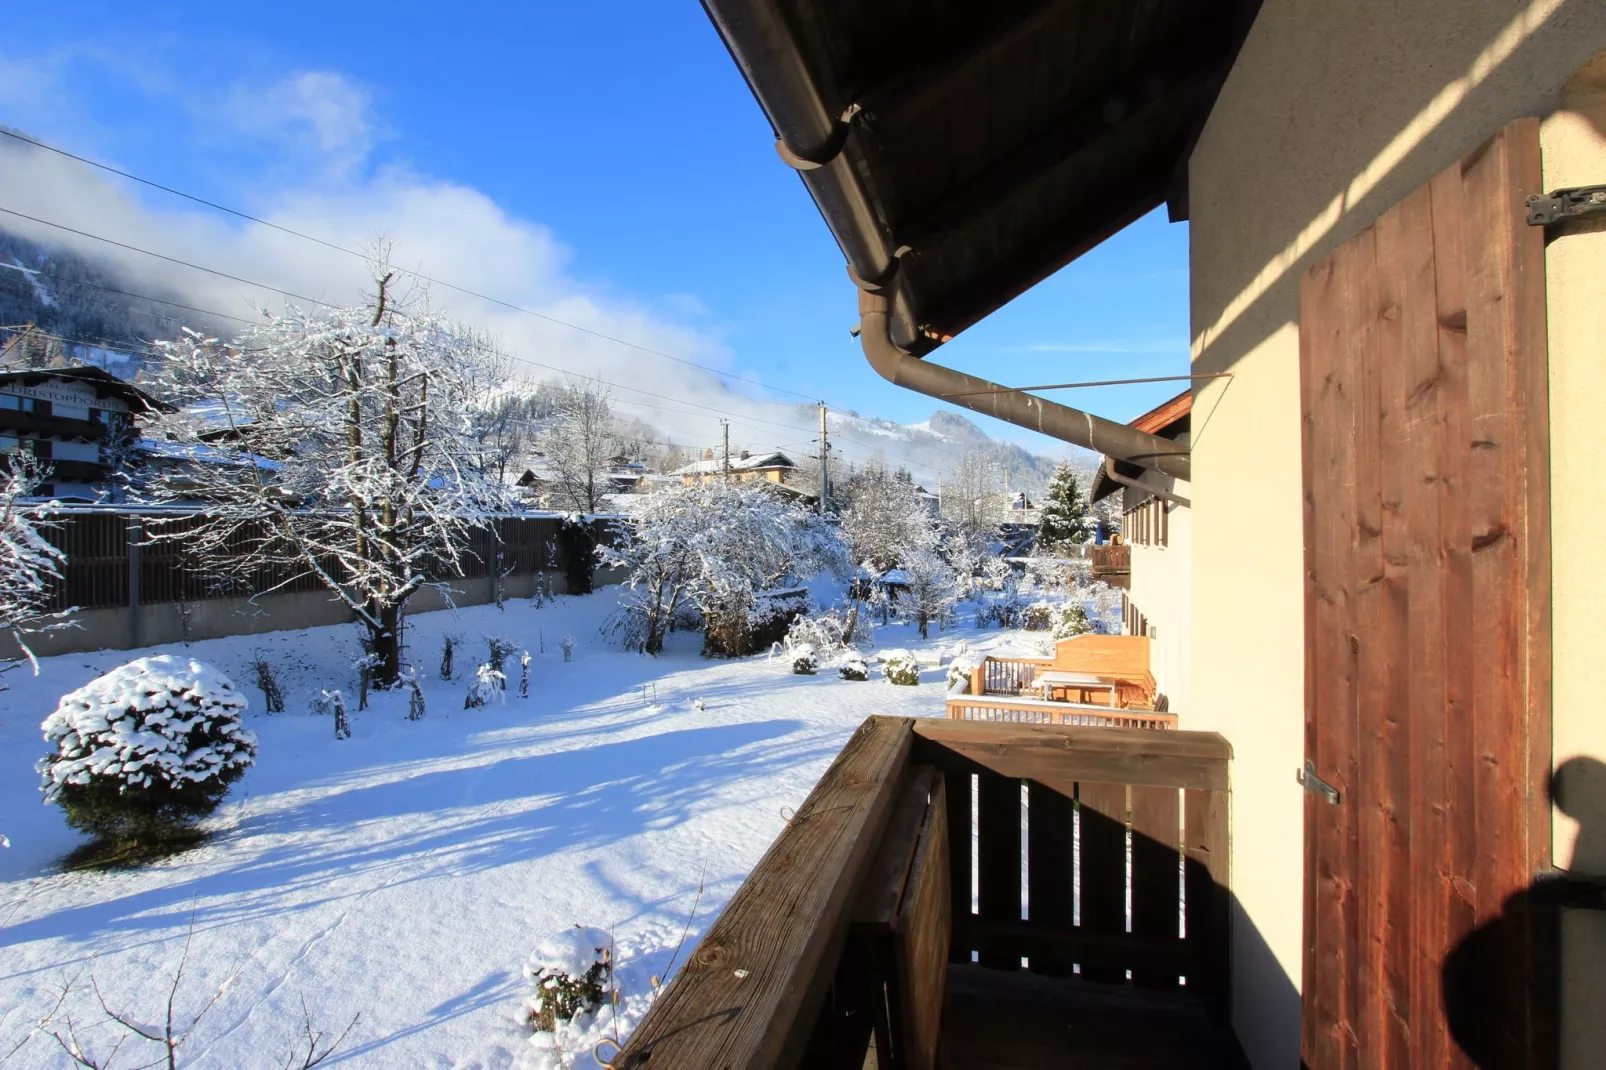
[219,71,381,182]
[0,56,1030,480]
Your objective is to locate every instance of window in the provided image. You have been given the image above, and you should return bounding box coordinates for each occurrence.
[0,394,51,415]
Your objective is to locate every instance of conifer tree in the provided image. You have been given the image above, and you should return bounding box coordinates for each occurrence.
[1038,461,1091,548]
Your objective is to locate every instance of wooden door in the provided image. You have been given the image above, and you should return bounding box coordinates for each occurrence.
[1299,119,1552,1068]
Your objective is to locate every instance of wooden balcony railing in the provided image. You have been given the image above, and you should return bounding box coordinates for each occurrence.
[947,693,1179,729]
[616,717,1233,1068]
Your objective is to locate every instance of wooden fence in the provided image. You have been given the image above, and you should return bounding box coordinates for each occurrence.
[37,511,590,612]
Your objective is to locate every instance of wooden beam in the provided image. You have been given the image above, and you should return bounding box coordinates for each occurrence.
[615,716,914,1069]
[911,719,1231,792]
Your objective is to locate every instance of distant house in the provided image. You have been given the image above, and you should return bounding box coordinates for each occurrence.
[672,449,803,493]
[0,365,169,500]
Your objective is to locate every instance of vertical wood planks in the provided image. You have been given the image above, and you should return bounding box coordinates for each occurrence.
[945,769,974,964]
[1298,120,1551,1070]
[976,773,1022,969]
[1026,780,1074,976]
[1076,781,1128,983]
[1130,784,1182,989]
[1185,788,1230,1024]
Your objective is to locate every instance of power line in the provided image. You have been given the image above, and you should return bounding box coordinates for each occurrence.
[0,203,963,474]
[0,126,824,404]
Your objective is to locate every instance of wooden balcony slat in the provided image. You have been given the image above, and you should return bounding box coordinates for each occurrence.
[954,919,1201,976]
[1078,782,1128,983]
[912,720,1230,791]
[1131,784,1183,990]
[616,715,912,1069]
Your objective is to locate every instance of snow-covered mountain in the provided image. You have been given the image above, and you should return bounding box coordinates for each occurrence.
[1,227,1080,489]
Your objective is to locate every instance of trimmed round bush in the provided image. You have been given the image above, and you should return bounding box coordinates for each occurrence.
[1051,604,1092,640]
[791,644,819,675]
[838,657,869,681]
[883,650,921,686]
[39,656,256,846]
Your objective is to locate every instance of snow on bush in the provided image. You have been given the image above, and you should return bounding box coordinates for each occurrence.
[946,653,980,694]
[1051,604,1092,640]
[38,656,256,843]
[526,926,613,1036]
[882,650,921,686]
[1021,601,1056,631]
[790,643,818,675]
[838,656,868,681]
[465,663,506,709]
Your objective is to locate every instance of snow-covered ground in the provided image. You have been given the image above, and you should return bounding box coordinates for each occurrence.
[0,588,1035,1068]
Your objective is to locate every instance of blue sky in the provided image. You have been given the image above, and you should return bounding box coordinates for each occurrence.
[0,1,1191,457]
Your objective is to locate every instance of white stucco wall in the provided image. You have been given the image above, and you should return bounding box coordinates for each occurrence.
[1540,52,1606,1070]
[1188,3,1606,1066]
[1126,496,1191,714]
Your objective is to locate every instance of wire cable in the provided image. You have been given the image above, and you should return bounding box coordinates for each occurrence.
[0,126,824,404]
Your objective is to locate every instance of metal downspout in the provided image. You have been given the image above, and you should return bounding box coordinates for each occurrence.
[857,289,1191,481]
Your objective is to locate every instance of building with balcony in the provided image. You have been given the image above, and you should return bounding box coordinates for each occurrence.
[0,366,168,500]
[1091,391,1192,712]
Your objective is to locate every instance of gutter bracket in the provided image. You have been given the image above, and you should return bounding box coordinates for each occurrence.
[1526,185,1606,228]
[775,103,863,171]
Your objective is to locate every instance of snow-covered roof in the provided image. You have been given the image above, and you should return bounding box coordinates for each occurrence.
[670,450,796,476]
[135,438,280,471]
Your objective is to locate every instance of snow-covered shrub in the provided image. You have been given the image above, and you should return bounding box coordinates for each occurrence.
[1051,604,1092,640]
[791,644,818,675]
[882,650,921,686]
[439,633,460,681]
[486,637,517,689]
[560,634,575,662]
[946,653,979,693]
[1021,601,1057,631]
[464,663,505,708]
[38,656,256,845]
[405,674,426,721]
[783,606,868,672]
[250,652,285,713]
[526,926,613,1034]
[519,651,532,698]
[838,657,869,681]
[315,689,352,739]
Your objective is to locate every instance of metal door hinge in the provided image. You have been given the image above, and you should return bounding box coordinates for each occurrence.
[1297,760,1341,805]
[1527,185,1606,227]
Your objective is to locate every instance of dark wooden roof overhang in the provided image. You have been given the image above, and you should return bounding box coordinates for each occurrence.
[703,0,1259,477]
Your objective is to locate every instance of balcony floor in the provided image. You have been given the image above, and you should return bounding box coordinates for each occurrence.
[938,964,1246,1069]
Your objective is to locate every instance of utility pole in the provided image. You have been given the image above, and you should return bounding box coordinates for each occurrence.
[817,403,829,515]
[721,421,730,482]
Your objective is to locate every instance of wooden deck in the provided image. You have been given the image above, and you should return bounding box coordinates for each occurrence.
[935,965,1245,1069]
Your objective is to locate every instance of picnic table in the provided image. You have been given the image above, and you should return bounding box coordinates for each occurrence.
[1034,670,1119,707]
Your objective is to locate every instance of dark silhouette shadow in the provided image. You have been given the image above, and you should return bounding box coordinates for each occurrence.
[1442,756,1606,1068]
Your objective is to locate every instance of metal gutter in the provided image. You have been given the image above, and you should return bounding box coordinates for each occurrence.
[702,0,1191,479]
[858,290,1191,480]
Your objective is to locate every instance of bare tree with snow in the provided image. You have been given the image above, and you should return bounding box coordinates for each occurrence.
[0,453,71,676]
[139,264,510,686]
[941,447,1009,539]
[542,379,623,514]
[603,481,844,655]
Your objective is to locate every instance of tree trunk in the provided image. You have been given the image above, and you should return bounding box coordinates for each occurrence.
[370,603,403,687]
[842,598,861,645]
